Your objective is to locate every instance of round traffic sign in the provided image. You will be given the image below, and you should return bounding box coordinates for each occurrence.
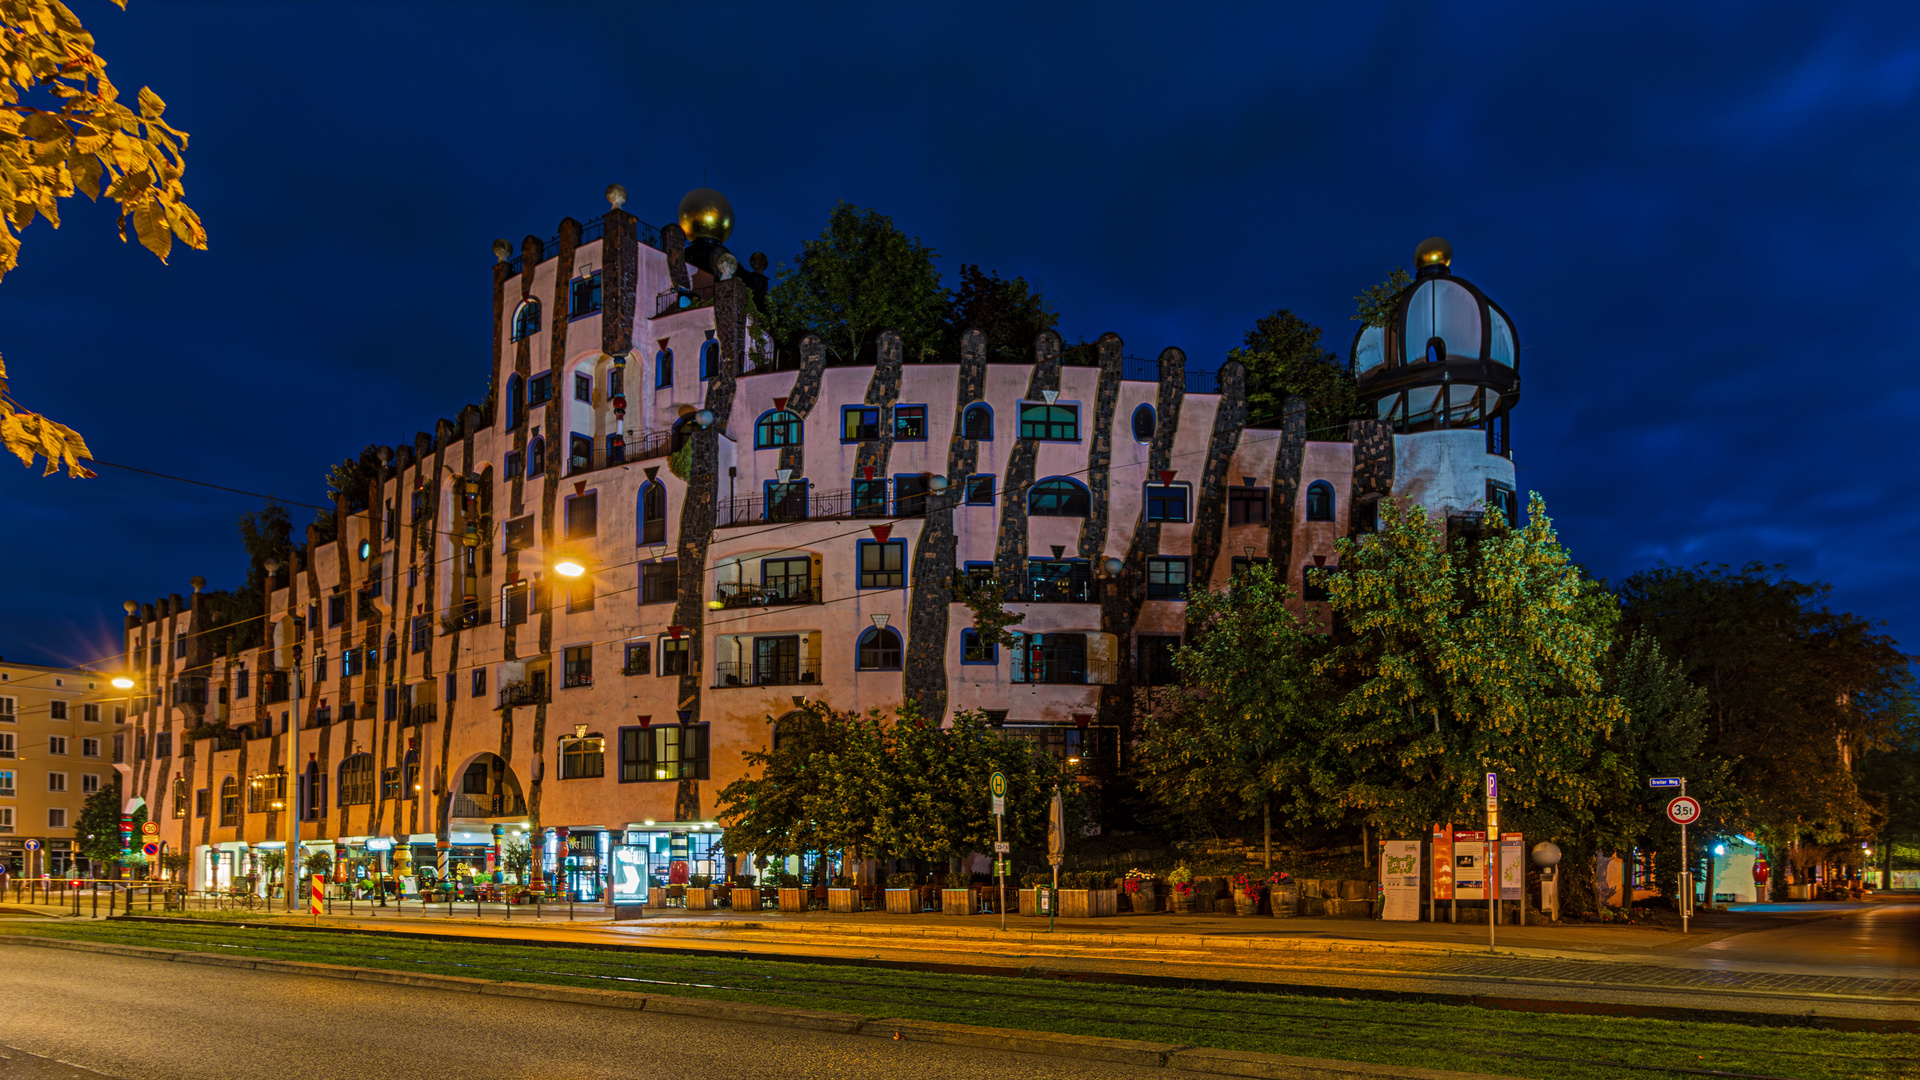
[23,839,39,851]
[141,842,160,857]
[1667,795,1702,825]
[990,771,1007,799]
[141,821,158,836]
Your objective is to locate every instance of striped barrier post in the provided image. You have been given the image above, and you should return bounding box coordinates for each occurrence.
[310,873,324,917]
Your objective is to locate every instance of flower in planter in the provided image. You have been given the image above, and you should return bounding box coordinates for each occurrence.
[1166,866,1195,898]
[1231,871,1268,897]
[1122,868,1154,894]
[1268,870,1292,887]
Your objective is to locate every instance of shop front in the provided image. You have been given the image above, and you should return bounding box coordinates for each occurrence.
[620,822,726,897]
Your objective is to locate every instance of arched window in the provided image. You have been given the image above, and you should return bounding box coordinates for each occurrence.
[1131,403,1155,442]
[1028,477,1092,517]
[337,753,374,806]
[856,626,903,670]
[1305,481,1335,522]
[171,775,187,818]
[218,776,238,826]
[655,348,674,388]
[1425,336,1447,364]
[670,413,700,453]
[962,402,993,440]
[700,340,717,381]
[301,760,324,821]
[506,374,525,429]
[639,480,667,545]
[511,300,540,342]
[526,436,545,477]
[755,409,802,449]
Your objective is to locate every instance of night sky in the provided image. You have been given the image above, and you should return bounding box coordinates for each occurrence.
[3,2,1916,669]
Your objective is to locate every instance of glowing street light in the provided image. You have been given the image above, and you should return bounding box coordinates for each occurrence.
[110,676,135,690]
[553,558,586,578]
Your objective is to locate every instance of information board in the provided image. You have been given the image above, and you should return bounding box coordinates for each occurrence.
[1381,840,1422,921]
[1430,824,1453,901]
[1499,833,1525,900]
[1452,830,1488,900]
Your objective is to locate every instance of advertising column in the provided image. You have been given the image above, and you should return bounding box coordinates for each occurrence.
[1430,823,1452,922]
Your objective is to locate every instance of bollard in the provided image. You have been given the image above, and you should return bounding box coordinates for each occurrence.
[92,882,98,919]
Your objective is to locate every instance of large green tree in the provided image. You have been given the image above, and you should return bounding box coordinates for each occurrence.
[1230,310,1357,431]
[760,202,947,365]
[1352,268,1412,328]
[944,263,1056,362]
[75,773,144,877]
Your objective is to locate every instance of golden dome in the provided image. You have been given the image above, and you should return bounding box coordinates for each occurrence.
[1414,236,1453,269]
[678,188,734,243]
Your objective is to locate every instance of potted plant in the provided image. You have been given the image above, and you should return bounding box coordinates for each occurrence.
[827,874,860,913]
[941,871,978,916]
[1168,867,1204,914]
[884,871,918,914]
[1057,870,1118,918]
[776,870,809,913]
[686,873,716,910]
[1230,871,1266,916]
[1269,870,1298,918]
[1122,868,1158,914]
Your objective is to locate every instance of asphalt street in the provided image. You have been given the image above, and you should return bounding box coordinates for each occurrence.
[0,948,1166,1080]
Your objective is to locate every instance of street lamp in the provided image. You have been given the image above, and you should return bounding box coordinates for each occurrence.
[553,558,586,579]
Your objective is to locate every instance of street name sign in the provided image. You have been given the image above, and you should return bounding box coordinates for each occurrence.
[1650,778,1683,789]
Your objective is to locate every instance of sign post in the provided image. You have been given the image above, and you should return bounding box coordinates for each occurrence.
[990,771,1008,931]
[1485,772,1498,951]
[1660,780,1701,934]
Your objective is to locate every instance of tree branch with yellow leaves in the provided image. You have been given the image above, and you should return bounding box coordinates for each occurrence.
[0,0,205,477]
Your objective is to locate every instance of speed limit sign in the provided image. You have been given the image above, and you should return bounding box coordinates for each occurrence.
[1667,796,1701,825]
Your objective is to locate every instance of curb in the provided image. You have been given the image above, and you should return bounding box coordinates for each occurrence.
[0,934,1509,1080]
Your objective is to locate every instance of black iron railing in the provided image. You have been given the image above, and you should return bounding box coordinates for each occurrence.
[712,658,822,689]
[655,284,716,317]
[715,579,822,608]
[497,682,548,709]
[1002,566,1097,604]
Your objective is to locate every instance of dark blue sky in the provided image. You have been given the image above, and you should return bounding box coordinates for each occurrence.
[3,2,1917,668]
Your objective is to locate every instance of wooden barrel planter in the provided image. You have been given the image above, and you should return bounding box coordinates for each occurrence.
[777,887,810,913]
[884,888,916,914]
[684,886,716,910]
[1233,890,1263,916]
[1271,883,1299,918]
[941,888,978,915]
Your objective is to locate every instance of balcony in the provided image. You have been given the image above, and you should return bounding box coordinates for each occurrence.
[714,578,822,609]
[405,702,438,727]
[497,681,549,709]
[712,658,822,689]
[1003,565,1097,604]
[261,672,290,704]
[655,284,715,318]
[1010,656,1119,686]
[715,487,941,529]
[449,792,528,818]
[565,431,670,477]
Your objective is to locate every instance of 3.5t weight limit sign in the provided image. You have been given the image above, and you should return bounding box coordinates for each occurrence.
[1667,796,1702,826]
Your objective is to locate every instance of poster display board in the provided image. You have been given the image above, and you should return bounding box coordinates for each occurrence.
[1452,830,1488,900]
[1381,840,1423,921]
[1499,834,1525,901]
[1431,824,1453,901]
[609,844,649,905]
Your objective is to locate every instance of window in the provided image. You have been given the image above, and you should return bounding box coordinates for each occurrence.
[337,754,374,806]
[1138,635,1180,685]
[504,515,534,552]
[962,561,995,592]
[620,724,708,782]
[340,649,363,678]
[765,480,808,522]
[196,788,211,818]
[81,773,100,794]
[569,270,603,317]
[624,640,651,676]
[512,300,541,341]
[47,772,66,792]
[528,371,554,407]
[47,736,66,756]
[755,409,802,448]
[0,732,12,758]
[82,703,99,723]
[894,474,930,517]
[445,670,457,703]
[655,347,673,388]
[0,806,10,832]
[659,637,689,676]
[1231,556,1272,580]
[1487,480,1518,525]
[856,627,903,670]
[961,629,996,665]
[639,480,667,544]
[1029,477,1092,516]
[842,406,881,441]
[1010,632,1088,684]
[82,737,100,758]
[47,808,65,829]
[565,579,595,613]
[568,433,593,474]
[852,478,888,517]
[328,596,346,627]
[1146,484,1189,523]
[471,668,487,698]
[700,339,716,381]
[1305,480,1335,522]
[1019,402,1079,440]
[0,696,11,721]
[500,582,531,626]
[169,776,187,817]
[49,700,67,720]
[411,615,430,653]
[174,639,187,659]
[606,433,625,466]
[965,474,995,506]
[527,435,546,477]
[859,539,906,588]
[559,732,605,779]
[381,766,400,800]
[1303,564,1332,603]
[245,770,287,814]
[1228,486,1269,525]
[563,645,593,689]
[564,492,597,538]
[762,557,814,602]
[1131,403,1156,442]
[609,366,623,397]
[962,402,993,440]
[1147,556,1189,600]
[506,375,525,429]
[640,559,679,604]
[1357,499,1379,533]
[0,770,11,796]
[893,404,928,440]
[574,371,593,403]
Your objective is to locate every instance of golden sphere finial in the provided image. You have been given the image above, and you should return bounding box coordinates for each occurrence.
[1414,236,1453,270]
[678,187,734,243]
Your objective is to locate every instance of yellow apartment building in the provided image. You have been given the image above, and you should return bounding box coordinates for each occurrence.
[0,659,131,877]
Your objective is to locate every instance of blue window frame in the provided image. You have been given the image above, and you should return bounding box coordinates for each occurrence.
[961,402,993,440]
[1019,402,1079,440]
[1146,484,1189,523]
[511,300,540,341]
[655,348,673,388]
[764,480,808,522]
[893,473,931,517]
[506,374,524,429]
[638,480,667,544]
[700,339,716,381]
[527,436,545,477]
[852,478,887,517]
[961,628,996,664]
[965,474,995,506]
[1131,403,1156,442]
[504,450,522,478]
[1147,556,1189,600]
[755,409,802,449]
[568,270,603,317]
[893,404,928,440]
[842,406,881,442]
[1029,477,1091,516]
[857,539,906,588]
[856,626,903,670]
[1306,480,1335,522]
[528,371,554,407]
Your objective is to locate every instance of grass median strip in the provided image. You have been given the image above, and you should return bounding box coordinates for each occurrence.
[8,921,1913,1080]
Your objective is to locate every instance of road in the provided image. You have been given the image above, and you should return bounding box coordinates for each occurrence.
[1689,901,1920,976]
[0,948,1163,1080]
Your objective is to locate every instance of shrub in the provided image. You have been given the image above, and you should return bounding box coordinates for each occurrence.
[886,872,918,887]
